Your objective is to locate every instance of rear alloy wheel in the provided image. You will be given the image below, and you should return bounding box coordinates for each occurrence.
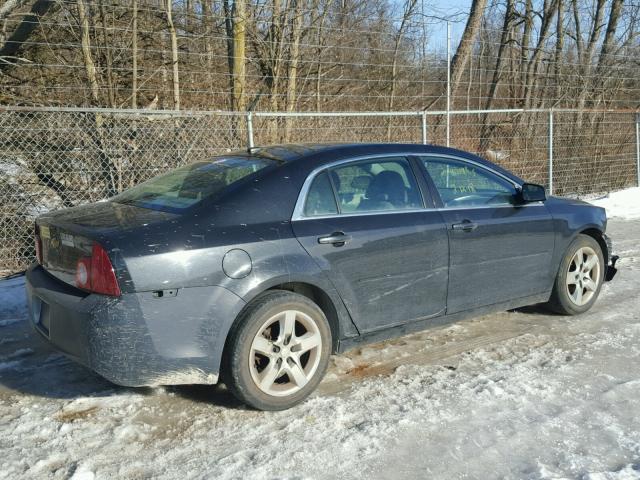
[224,291,331,410]
[249,309,323,397]
[548,234,605,315]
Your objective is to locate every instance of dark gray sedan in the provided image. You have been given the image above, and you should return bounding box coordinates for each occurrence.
[26,144,618,410]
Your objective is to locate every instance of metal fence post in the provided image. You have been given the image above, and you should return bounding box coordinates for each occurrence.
[548,109,554,195]
[446,21,451,147]
[421,111,427,145]
[246,111,254,150]
[636,113,640,187]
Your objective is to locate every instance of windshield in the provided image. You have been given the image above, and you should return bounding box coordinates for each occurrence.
[113,157,272,213]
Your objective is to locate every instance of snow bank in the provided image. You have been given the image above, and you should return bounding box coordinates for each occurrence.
[588,187,640,220]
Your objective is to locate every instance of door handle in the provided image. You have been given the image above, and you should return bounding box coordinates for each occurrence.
[318,232,351,246]
[452,221,478,232]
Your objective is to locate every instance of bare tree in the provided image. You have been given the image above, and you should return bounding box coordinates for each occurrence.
[98,0,116,108]
[165,0,180,110]
[231,0,246,112]
[77,0,100,105]
[77,0,118,195]
[522,0,558,109]
[554,0,565,102]
[575,0,607,118]
[131,0,138,109]
[449,0,488,102]
[0,0,54,73]
[388,0,417,139]
[284,0,304,140]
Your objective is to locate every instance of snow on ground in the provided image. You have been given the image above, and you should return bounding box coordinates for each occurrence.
[0,219,639,479]
[587,187,640,220]
[0,275,27,326]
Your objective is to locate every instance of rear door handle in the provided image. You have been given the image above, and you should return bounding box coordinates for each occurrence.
[318,232,351,246]
[452,221,478,232]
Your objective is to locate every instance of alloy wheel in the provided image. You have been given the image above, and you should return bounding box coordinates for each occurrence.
[248,309,323,397]
[566,246,601,306]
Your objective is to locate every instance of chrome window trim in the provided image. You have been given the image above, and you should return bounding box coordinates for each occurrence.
[291,151,528,221]
[293,203,544,222]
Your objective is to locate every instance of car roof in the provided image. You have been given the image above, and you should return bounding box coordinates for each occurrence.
[231,143,524,184]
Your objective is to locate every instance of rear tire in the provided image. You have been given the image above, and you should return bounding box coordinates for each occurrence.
[223,290,332,411]
[547,234,604,315]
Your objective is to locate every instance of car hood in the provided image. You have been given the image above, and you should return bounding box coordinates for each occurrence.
[546,195,597,208]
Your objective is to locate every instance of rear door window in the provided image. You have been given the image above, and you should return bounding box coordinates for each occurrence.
[329,157,422,213]
[303,171,338,216]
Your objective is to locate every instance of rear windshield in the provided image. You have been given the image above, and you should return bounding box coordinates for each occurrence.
[112,157,272,213]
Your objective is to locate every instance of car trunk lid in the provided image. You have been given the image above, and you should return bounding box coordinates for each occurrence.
[36,201,178,289]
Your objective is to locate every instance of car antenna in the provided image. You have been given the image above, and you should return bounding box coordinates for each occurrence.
[247,146,261,154]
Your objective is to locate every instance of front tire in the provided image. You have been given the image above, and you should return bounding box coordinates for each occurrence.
[223,290,332,411]
[547,234,605,315]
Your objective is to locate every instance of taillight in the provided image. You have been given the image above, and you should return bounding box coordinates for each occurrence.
[34,224,42,264]
[74,243,121,296]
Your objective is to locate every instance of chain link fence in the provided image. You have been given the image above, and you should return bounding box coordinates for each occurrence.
[1,106,638,274]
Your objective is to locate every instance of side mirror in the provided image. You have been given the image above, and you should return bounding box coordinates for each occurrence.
[518,183,546,203]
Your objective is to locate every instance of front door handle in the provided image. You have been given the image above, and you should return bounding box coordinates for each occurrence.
[452,221,478,232]
[318,232,351,246]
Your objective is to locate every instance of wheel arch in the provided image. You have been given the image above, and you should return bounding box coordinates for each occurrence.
[221,276,356,369]
[264,281,342,353]
[578,227,608,261]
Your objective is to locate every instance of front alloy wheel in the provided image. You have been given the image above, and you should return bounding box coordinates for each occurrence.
[224,291,332,411]
[548,234,605,315]
[565,246,601,306]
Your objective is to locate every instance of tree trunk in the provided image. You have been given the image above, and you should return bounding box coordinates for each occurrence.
[131,0,138,109]
[166,0,180,110]
[387,0,417,140]
[284,0,303,141]
[315,0,333,113]
[0,0,53,73]
[480,0,515,149]
[596,0,624,74]
[231,0,246,112]
[575,0,606,125]
[594,0,624,105]
[98,0,116,108]
[554,0,564,103]
[448,0,488,102]
[200,0,214,94]
[484,0,515,112]
[77,0,100,105]
[522,0,558,109]
[223,0,235,109]
[77,0,118,196]
[520,0,532,96]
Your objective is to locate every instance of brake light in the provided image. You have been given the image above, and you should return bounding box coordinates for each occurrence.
[34,224,42,264]
[74,243,121,296]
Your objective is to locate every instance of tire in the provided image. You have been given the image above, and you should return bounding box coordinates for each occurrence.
[547,234,605,315]
[223,290,332,411]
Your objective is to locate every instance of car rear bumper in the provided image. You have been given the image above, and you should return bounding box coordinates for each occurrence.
[25,264,246,387]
